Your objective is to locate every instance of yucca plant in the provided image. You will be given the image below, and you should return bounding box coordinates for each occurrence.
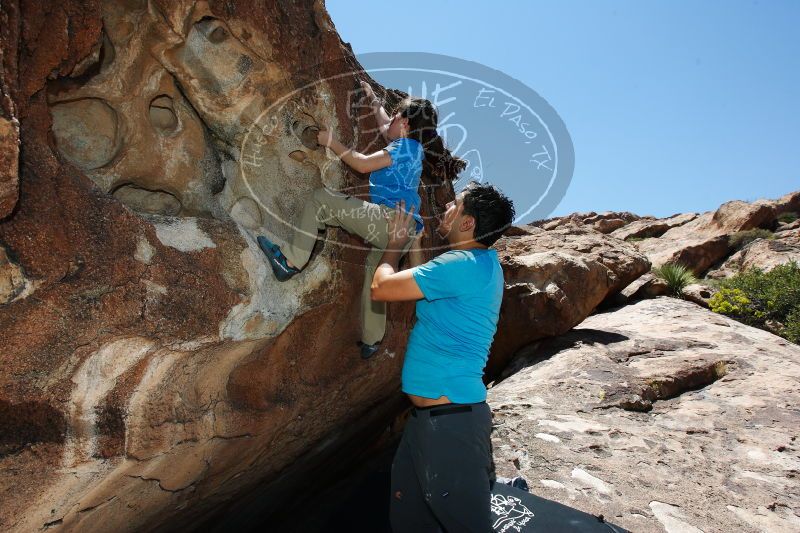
[652,262,699,298]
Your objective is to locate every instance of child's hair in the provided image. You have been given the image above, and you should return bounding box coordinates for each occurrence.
[462,180,516,247]
[396,96,466,183]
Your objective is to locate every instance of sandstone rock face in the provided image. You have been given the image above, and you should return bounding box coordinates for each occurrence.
[772,191,800,218]
[0,12,19,220]
[681,282,715,308]
[618,272,668,302]
[632,196,787,275]
[777,219,800,233]
[44,0,341,225]
[610,212,697,241]
[706,230,800,279]
[489,297,800,533]
[0,115,18,219]
[487,223,650,378]
[0,244,31,304]
[531,210,642,233]
[0,1,456,531]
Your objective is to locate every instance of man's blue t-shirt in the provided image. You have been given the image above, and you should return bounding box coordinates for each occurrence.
[403,248,504,403]
[369,137,424,232]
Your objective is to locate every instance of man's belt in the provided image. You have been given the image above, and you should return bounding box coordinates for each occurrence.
[411,403,476,418]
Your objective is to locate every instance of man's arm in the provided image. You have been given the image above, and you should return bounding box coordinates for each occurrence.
[370,248,424,302]
[371,202,425,302]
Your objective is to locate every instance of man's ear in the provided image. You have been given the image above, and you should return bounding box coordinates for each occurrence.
[461,214,476,233]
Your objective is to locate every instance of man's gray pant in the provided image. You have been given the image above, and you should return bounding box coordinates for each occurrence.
[390,402,494,532]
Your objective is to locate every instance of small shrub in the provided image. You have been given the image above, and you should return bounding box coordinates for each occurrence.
[626,236,645,242]
[709,288,757,318]
[702,277,725,289]
[728,228,774,250]
[709,260,800,345]
[777,211,798,224]
[784,308,800,344]
[653,262,698,297]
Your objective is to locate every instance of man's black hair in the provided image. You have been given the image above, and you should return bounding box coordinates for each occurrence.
[461,180,515,247]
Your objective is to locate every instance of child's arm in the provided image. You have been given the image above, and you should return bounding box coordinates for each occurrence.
[317,127,392,175]
[361,81,392,141]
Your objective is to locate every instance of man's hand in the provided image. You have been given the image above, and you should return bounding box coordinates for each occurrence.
[437,202,464,236]
[385,200,416,250]
[371,200,425,302]
[316,126,335,148]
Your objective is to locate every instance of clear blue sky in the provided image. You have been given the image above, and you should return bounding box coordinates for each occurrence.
[326,0,799,219]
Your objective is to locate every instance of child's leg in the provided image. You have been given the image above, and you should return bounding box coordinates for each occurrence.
[281,186,388,269]
[361,247,388,345]
[360,232,416,345]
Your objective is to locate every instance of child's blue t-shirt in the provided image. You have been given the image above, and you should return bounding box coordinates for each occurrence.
[369,137,424,232]
[403,248,504,403]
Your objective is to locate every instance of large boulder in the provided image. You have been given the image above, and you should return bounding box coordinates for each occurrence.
[529,210,642,233]
[489,297,800,533]
[634,194,800,276]
[0,13,19,220]
[610,212,697,241]
[0,115,18,219]
[486,223,650,378]
[0,1,456,531]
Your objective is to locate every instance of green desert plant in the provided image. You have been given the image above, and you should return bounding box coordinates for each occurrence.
[708,260,800,344]
[777,211,798,224]
[652,262,698,297]
[701,277,725,290]
[728,228,774,250]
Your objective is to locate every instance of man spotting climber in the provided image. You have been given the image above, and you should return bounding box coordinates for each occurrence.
[371,180,515,533]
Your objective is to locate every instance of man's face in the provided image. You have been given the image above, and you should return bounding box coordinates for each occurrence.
[436,191,470,241]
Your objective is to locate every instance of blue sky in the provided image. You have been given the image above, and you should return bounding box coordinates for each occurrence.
[326,0,799,220]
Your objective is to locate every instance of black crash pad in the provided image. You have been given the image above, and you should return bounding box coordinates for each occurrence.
[490,482,630,533]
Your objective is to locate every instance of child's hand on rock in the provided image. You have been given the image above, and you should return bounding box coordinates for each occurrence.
[316,126,335,148]
[438,202,463,235]
[360,80,376,102]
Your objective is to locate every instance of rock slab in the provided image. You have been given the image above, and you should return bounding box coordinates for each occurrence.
[489,297,800,533]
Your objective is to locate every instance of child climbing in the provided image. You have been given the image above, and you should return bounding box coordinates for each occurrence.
[257,81,458,359]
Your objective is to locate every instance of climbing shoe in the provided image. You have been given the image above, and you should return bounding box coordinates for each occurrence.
[494,475,530,493]
[356,340,381,360]
[257,235,300,282]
